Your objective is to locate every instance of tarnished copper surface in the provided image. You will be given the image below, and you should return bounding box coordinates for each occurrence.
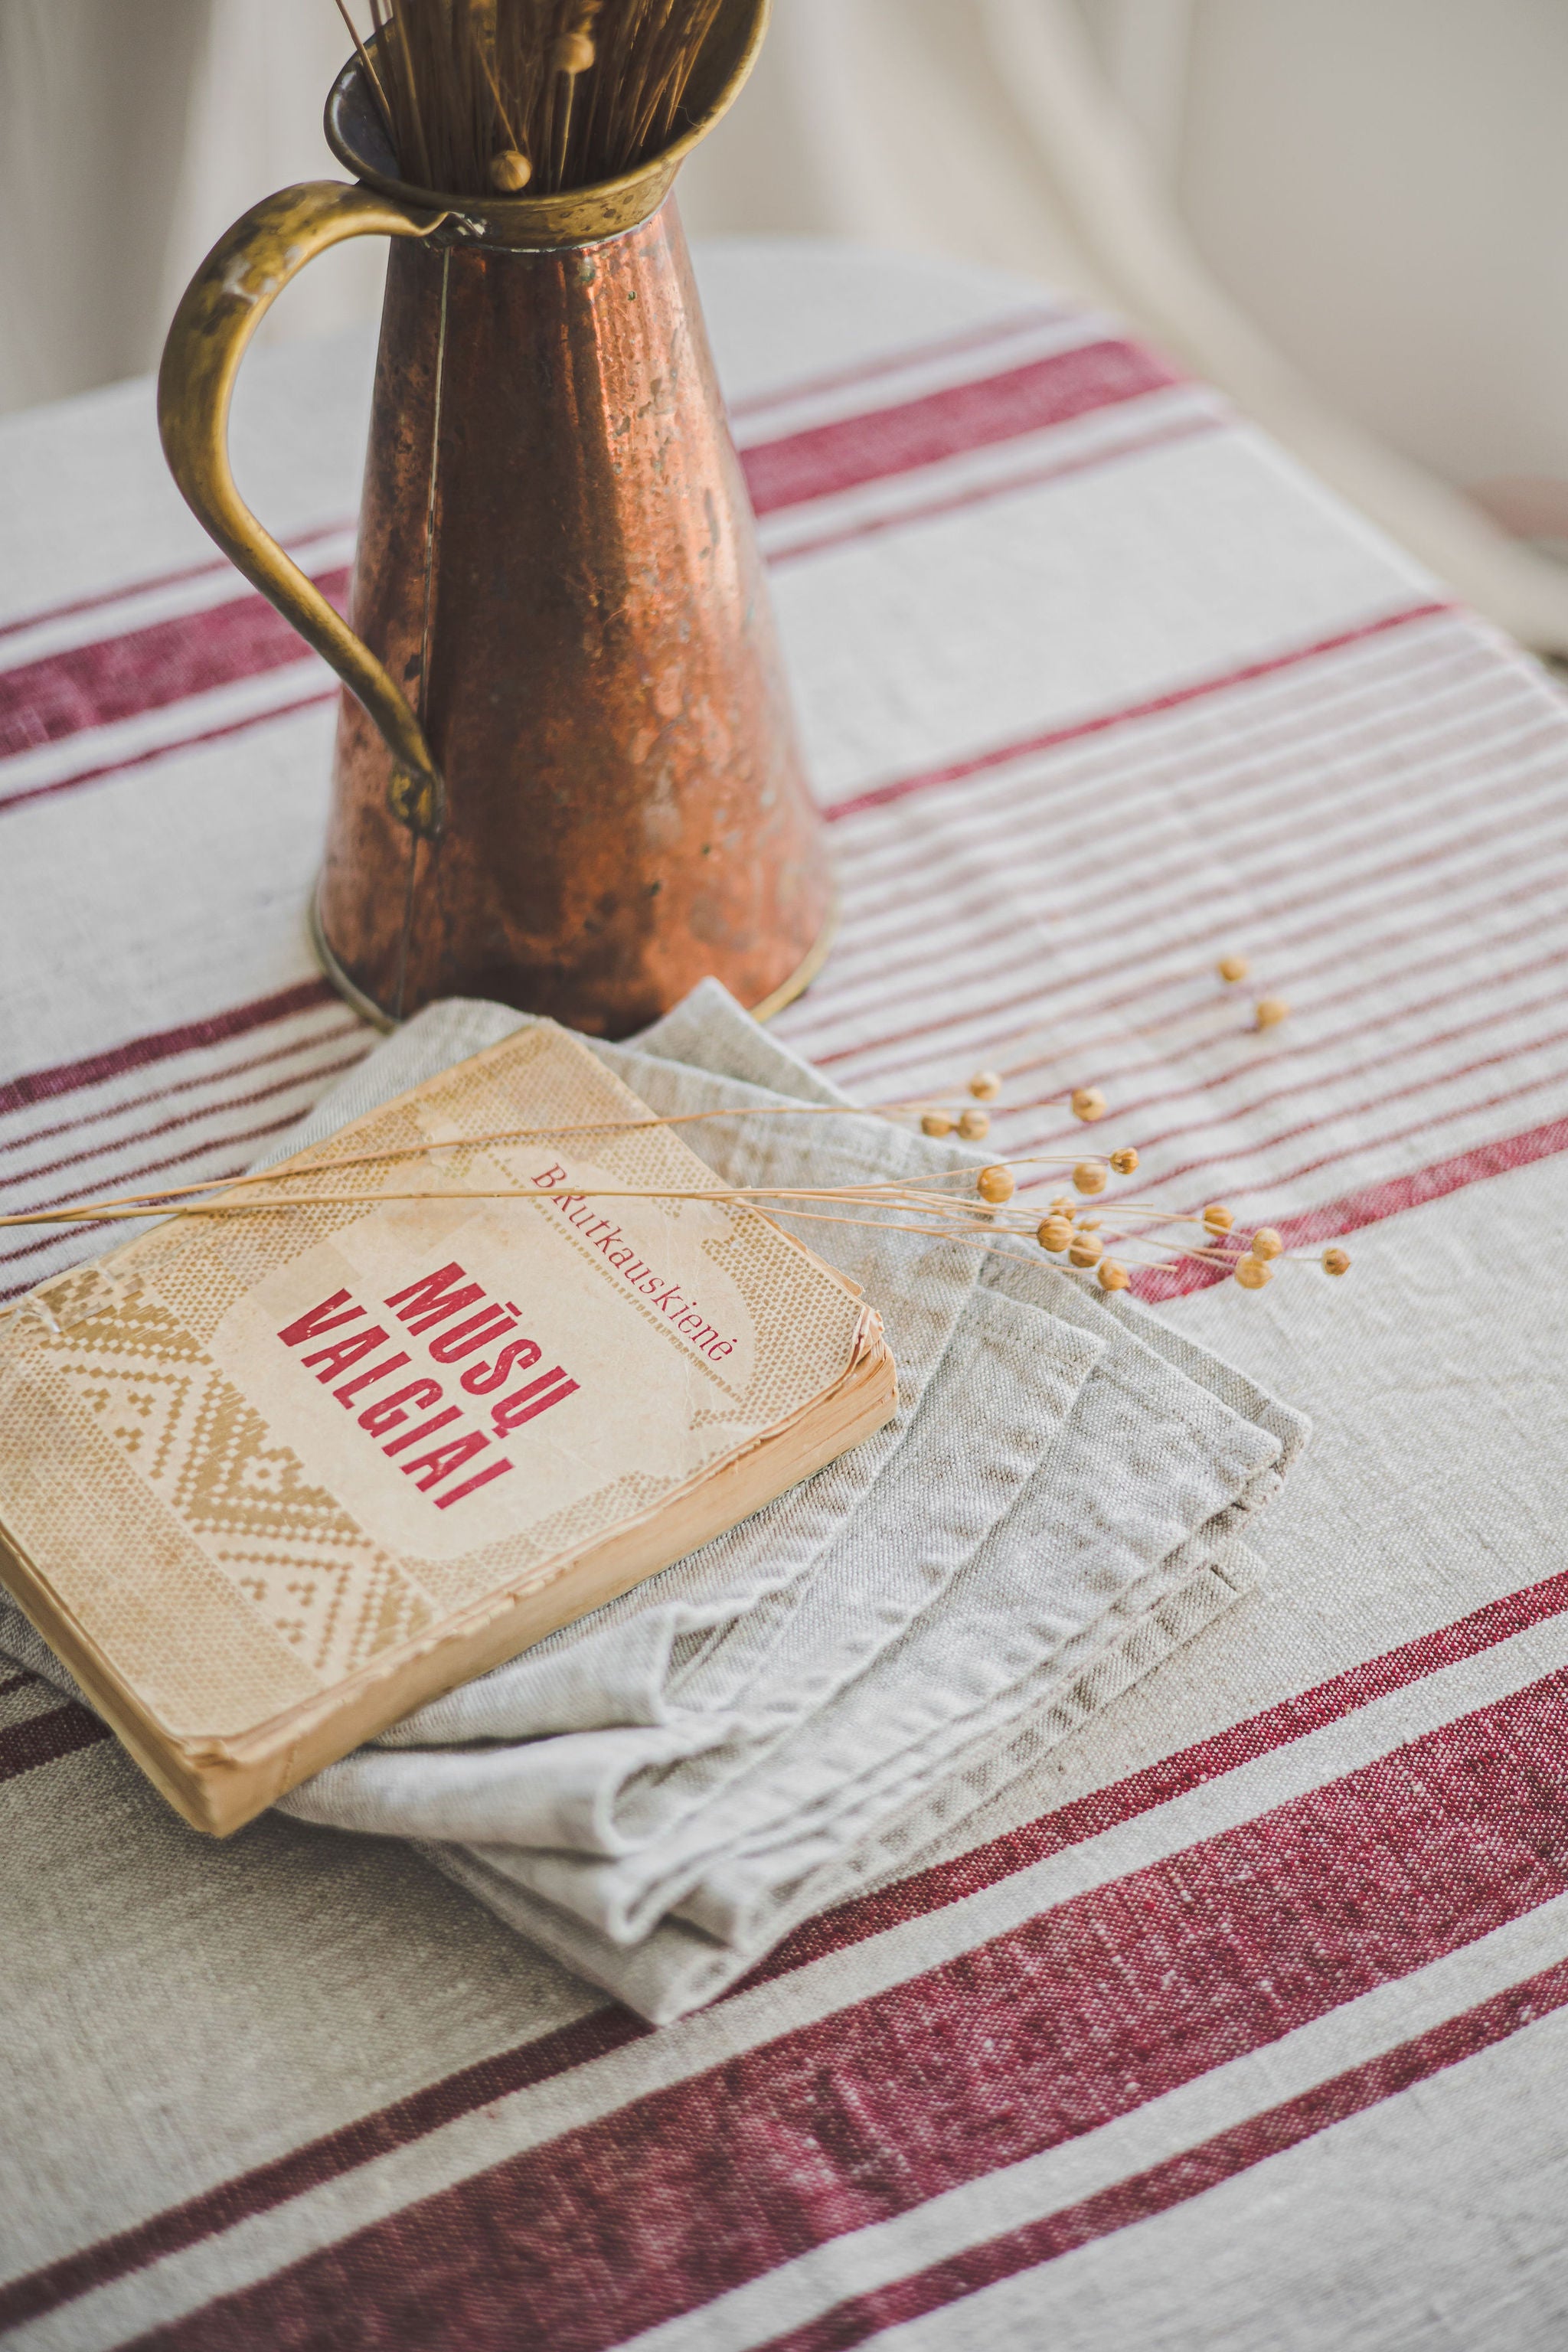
[157,0,832,1036]
[318,194,830,1032]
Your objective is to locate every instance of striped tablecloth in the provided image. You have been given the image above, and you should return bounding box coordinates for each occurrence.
[5,237,1568,2352]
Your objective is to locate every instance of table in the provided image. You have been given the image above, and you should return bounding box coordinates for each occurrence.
[5,237,1568,2352]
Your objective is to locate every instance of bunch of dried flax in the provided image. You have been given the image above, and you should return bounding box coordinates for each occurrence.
[333,0,730,196]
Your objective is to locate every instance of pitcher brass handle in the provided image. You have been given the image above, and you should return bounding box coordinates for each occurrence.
[158,181,450,836]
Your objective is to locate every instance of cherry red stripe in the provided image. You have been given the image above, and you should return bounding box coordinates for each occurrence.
[1008,715,1565,956]
[1006,965,1568,1178]
[119,1670,1568,2352]
[743,338,1179,518]
[0,446,1461,849]
[725,305,1072,423]
[0,1700,107,1785]
[821,691,1514,1018]
[8,1048,368,1193]
[820,599,1452,827]
[0,312,1075,656]
[802,668,1540,1059]
[0,1019,366,1161]
[0,688,338,819]
[1136,1109,1568,1305]
[0,316,1065,651]
[12,1560,1568,2333]
[815,783,1560,1086]
[808,625,1507,998]
[0,616,1504,1269]
[0,529,356,650]
[995,886,1568,1119]
[804,753,1566,1076]
[0,1106,313,1275]
[766,410,1222,570]
[812,694,1561,1018]
[0,337,1171,791]
[0,629,1532,1180]
[0,2007,649,2335]
[750,1565,1568,1981]
[0,570,348,759]
[826,828,1568,1113]
[1040,1046,1568,1295]
[822,606,1494,856]
[752,1958,1568,2352]
[0,551,240,645]
[1117,1021,1568,1213]
[825,618,1495,886]
[0,982,335,1121]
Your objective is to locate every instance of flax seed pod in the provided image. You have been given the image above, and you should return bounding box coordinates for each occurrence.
[977,1165,1015,1205]
[1323,1246,1352,1276]
[487,149,534,191]
[959,1108,991,1142]
[922,1112,955,1138]
[969,1072,1002,1102]
[1109,1148,1139,1175]
[1073,1161,1108,1196]
[1204,1204,1234,1233]
[1249,1227,1284,1262]
[1038,1216,1074,1253]
[1236,1256,1272,1290]
[1069,1232,1103,1268]
[1070,1086,1107,1124]
[1098,1259,1130,1292]
[553,28,596,73]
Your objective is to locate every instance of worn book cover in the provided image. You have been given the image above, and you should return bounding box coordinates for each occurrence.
[0,1023,895,1833]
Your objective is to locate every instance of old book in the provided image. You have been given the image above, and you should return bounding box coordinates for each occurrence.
[0,1023,896,1835]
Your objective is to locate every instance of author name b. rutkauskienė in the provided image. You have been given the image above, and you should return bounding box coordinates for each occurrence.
[274,1162,740,1515]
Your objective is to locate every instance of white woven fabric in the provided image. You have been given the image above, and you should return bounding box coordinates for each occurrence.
[12,246,1568,2350]
[258,983,1306,2020]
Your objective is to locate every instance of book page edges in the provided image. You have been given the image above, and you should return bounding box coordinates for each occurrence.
[0,1314,897,1838]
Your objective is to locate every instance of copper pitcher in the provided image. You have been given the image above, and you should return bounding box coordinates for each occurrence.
[156,0,831,1036]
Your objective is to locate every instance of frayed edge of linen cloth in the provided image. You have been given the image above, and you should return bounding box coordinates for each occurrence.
[0,983,1308,2025]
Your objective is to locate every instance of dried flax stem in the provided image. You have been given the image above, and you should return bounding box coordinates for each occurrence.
[0,1125,1113,1231]
[332,0,397,142]
[4,996,1343,1287]
[338,0,733,198]
[0,1171,1079,1233]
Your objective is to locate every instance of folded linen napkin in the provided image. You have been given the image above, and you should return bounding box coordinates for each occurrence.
[0,985,1307,2023]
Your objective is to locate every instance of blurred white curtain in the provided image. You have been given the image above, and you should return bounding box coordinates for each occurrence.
[678,0,1568,651]
[0,0,381,413]
[0,0,207,412]
[5,0,1568,652]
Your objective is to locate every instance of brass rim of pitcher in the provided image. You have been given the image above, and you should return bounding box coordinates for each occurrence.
[324,0,772,252]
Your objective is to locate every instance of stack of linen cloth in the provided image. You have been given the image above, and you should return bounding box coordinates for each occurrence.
[0,984,1306,2024]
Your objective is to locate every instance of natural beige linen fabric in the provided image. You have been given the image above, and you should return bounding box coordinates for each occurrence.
[9,238,1568,2347]
[266,982,1307,2020]
[0,980,1306,2022]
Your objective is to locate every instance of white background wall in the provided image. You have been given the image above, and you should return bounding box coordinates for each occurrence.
[688,0,1568,517]
[2,0,1566,524]
[1171,0,1568,510]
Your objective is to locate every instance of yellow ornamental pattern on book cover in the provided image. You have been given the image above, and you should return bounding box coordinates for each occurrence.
[24,1285,435,1688]
[0,1022,876,1776]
